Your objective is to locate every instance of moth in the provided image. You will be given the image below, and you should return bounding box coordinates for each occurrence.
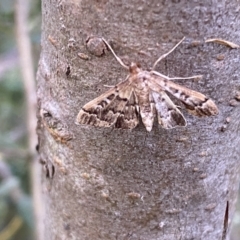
[76,37,218,132]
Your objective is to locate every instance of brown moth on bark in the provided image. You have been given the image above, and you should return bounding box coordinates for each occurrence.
[76,38,218,131]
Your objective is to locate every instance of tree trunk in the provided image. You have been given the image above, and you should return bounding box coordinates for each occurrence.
[37,1,240,239]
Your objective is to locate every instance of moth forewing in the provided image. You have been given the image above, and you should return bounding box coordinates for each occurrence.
[151,73,219,117]
[76,77,141,129]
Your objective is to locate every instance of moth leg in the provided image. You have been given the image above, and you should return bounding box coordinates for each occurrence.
[152,37,185,70]
[151,70,202,81]
[101,38,129,70]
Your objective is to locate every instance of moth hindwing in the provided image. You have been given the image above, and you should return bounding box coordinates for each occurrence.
[76,37,218,132]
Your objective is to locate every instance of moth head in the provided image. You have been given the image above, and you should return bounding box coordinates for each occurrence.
[129,62,141,74]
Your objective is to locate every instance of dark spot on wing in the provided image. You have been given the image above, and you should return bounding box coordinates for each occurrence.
[135,107,139,117]
[83,107,99,115]
[170,87,179,94]
[115,116,124,128]
[163,79,167,86]
[182,103,195,110]
[107,94,115,101]
[116,95,128,102]
[89,115,97,125]
[196,98,209,107]
[114,86,119,93]
[198,106,213,116]
[99,100,109,108]
[202,97,209,104]
[82,107,89,113]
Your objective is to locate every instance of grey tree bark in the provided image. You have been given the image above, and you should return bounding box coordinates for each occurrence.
[37,1,240,239]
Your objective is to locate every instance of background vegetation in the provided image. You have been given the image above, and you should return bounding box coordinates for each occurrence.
[0,0,40,239]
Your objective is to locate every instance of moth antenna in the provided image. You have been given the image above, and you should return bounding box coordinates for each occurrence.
[101,38,129,70]
[152,37,185,70]
[151,70,202,81]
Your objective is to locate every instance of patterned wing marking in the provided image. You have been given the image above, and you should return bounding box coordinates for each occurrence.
[152,74,219,117]
[76,79,133,128]
[114,90,140,129]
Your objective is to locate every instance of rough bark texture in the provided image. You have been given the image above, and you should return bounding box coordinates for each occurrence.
[37,0,240,239]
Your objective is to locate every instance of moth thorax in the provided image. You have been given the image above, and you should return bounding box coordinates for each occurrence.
[129,62,141,74]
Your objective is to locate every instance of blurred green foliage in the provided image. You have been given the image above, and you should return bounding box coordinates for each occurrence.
[0,0,41,239]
